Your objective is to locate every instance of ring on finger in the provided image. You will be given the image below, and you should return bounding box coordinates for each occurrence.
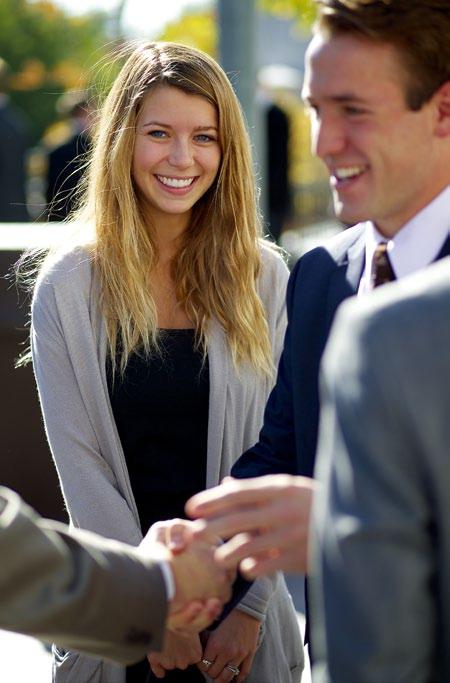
[225,663,240,676]
[201,658,214,669]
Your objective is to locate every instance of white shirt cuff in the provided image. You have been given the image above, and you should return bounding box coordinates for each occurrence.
[158,558,175,601]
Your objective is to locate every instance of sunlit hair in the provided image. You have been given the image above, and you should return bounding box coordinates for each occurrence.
[314,0,450,111]
[35,42,276,376]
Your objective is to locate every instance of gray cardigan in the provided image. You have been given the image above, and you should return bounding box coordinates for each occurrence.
[31,242,303,683]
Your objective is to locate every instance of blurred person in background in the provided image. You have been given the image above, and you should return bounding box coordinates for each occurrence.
[265,100,291,243]
[258,66,296,244]
[26,42,303,683]
[45,90,93,221]
[0,57,29,222]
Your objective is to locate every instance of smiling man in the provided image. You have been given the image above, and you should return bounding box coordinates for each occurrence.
[303,30,448,239]
[231,0,450,485]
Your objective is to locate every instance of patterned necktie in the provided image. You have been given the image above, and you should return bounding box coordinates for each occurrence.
[371,241,396,288]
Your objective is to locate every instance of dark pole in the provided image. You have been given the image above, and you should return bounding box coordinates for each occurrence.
[218,0,257,141]
[112,0,128,40]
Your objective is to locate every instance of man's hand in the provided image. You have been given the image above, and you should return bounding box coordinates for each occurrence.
[186,474,317,577]
[170,534,233,608]
[140,525,234,633]
[148,518,193,554]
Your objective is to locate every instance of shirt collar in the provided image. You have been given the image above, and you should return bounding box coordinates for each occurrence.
[363,185,450,282]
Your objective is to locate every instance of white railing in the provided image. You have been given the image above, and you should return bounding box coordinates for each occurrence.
[0,222,75,251]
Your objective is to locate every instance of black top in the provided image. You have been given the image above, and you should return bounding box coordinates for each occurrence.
[107,329,209,534]
[108,330,209,683]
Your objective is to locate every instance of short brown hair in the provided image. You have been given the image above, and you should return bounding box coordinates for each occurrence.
[314,0,450,110]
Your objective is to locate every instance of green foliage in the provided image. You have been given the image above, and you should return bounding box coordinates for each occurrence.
[0,0,316,146]
[156,0,316,55]
[157,10,216,56]
[0,0,110,144]
[258,0,317,26]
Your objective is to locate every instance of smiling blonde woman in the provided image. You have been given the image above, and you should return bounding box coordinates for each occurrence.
[29,42,303,683]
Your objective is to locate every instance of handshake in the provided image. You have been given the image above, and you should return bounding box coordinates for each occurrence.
[0,477,314,673]
[139,524,235,635]
[140,473,316,635]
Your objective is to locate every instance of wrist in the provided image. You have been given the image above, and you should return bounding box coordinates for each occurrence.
[137,540,176,604]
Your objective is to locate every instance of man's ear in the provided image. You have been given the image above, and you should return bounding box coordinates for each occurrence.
[435,81,450,138]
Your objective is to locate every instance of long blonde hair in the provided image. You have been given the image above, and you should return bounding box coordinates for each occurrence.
[43,42,277,376]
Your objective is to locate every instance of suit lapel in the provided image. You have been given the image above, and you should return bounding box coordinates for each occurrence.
[323,229,449,329]
[326,229,366,321]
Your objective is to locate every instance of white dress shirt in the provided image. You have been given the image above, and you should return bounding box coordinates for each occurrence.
[358,185,450,296]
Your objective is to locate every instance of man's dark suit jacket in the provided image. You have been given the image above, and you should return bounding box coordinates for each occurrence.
[232,224,450,481]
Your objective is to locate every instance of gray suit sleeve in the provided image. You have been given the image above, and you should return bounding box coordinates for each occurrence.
[0,487,167,662]
[311,302,438,683]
